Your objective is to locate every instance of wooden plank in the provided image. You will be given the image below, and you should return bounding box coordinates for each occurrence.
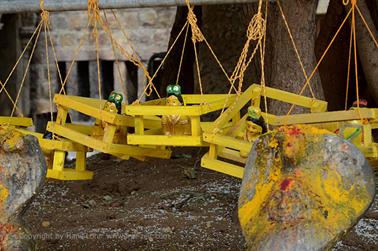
[48,123,171,159]
[210,85,254,132]
[218,148,247,164]
[127,135,204,146]
[203,133,252,153]
[0,117,33,127]
[201,153,244,179]
[125,104,201,116]
[271,109,378,125]
[182,94,236,104]
[263,85,328,111]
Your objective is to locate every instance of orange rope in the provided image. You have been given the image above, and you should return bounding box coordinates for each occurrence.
[286,7,353,116]
[345,21,353,110]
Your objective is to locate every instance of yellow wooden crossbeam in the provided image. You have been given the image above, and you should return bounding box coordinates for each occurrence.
[203,133,252,153]
[48,122,171,159]
[125,95,237,116]
[55,95,162,129]
[218,148,247,164]
[127,135,204,146]
[182,94,236,104]
[259,85,328,112]
[201,153,244,179]
[268,108,378,126]
[210,85,254,132]
[16,128,88,152]
[0,117,33,127]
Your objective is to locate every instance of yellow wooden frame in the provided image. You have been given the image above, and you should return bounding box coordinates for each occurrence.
[16,128,93,180]
[50,95,172,160]
[125,94,237,146]
[0,116,33,127]
[201,83,378,178]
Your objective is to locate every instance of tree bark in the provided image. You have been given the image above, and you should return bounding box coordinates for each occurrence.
[268,0,324,115]
[316,0,350,110]
[199,4,259,94]
[161,6,200,96]
[354,0,378,103]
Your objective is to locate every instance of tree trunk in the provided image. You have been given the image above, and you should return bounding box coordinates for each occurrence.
[268,0,324,115]
[198,4,259,94]
[354,0,378,103]
[316,0,351,110]
[161,6,201,96]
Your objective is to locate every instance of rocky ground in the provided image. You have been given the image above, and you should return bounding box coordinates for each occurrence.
[24,149,377,250]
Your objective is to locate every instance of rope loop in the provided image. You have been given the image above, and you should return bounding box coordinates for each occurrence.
[343,0,349,5]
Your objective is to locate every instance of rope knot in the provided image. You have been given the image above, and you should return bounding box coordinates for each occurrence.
[185,1,204,43]
[247,13,265,41]
[88,0,101,25]
[40,0,50,25]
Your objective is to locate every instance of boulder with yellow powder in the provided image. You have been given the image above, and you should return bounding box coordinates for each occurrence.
[239,125,375,251]
[0,126,47,250]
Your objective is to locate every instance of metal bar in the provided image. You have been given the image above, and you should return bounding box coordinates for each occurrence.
[0,0,256,14]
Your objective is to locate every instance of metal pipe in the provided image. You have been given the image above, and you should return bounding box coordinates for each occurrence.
[0,0,257,14]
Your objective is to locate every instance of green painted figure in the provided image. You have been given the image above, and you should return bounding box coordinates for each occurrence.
[166,84,183,103]
[107,91,124,114]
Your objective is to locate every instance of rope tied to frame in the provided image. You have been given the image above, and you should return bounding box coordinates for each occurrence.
[88,0,101,37]
[40,0,50,25]
[230,2,265,95]
[88,0,103,100]
[185,0,204,43]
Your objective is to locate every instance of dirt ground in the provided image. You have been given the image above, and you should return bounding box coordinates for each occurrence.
[24,148,377,251]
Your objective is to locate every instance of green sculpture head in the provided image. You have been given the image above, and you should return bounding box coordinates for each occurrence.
[166,84,182,97]
[108,91,124,112]
[248,106,261,120]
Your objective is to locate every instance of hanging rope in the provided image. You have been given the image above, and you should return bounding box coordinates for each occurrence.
[260,0,270,131]
[10,22,42,117]
[286,7,353,116]
[40,0,55,136]
[345,21,353,110]
[229,0,265,95]
[88,0,103,100]
[103,10,129,103]
[176,24,190,85]
[108,10,161,101]
[0,20,43,117]
[276,0,315,99]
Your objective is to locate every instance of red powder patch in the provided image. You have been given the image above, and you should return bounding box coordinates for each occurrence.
[280,178,294,192]
[287,127,303,136]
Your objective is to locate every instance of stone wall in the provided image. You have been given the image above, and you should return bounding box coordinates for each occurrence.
[22,7,176,118]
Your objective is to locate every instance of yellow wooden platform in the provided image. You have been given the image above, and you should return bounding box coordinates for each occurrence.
[125,94,238,147]
[16,128,93,180]
[0,116,33,127]
[49,95,172,160]
[201,84,378,178]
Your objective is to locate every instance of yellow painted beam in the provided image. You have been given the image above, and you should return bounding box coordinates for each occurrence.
[127,135,204,146]
[47,169,94,180]
[0,117,33,127]
[182,94,236,104]
[260,85,328,111]
[210,85,254,132]
[48,122,171,159]
[218,148,247,164]
[270,109,378,126]
[203,133,252,153]
[126,104,201,116]
[201,153,244,179]
[16,128,88,152]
